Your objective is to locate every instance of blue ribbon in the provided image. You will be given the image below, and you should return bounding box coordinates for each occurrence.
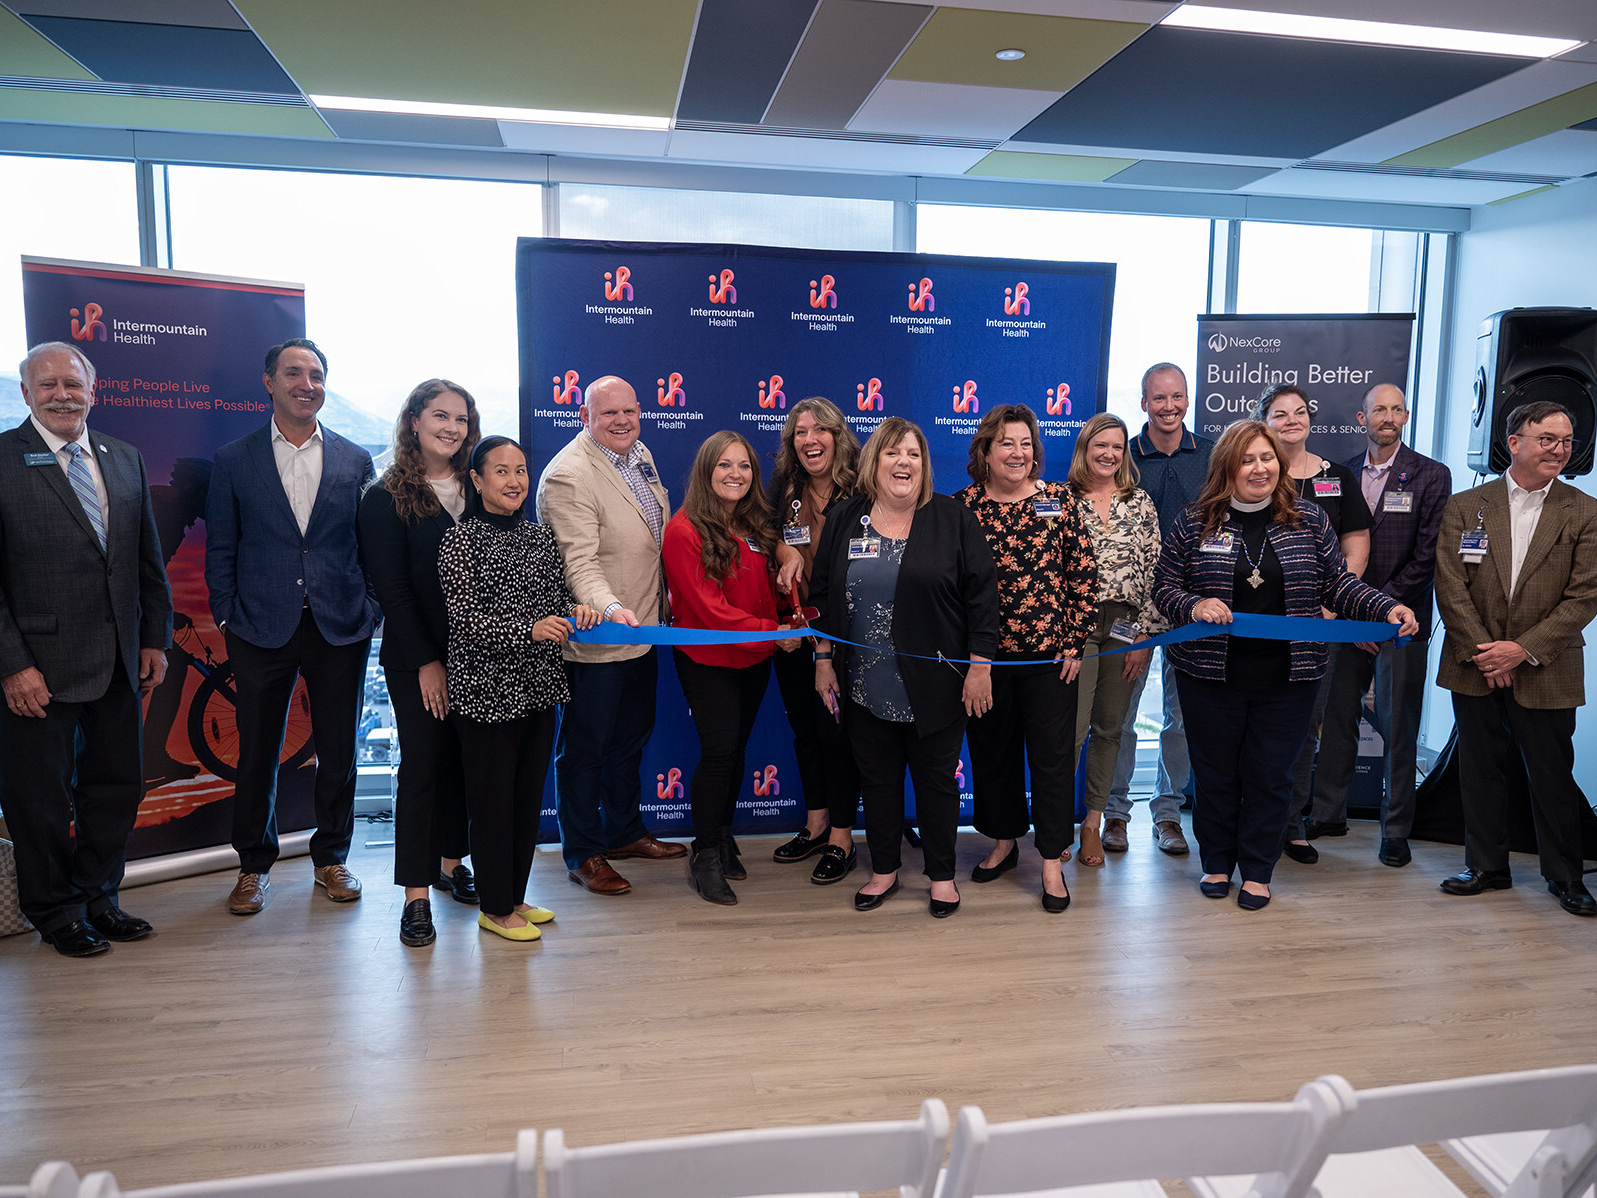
[568,611,1408,666]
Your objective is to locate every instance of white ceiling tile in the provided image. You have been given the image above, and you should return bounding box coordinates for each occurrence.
[498,121,670,156]
[665,128,989,174]
[848,79,1061,140]
[996,138,1294,167]
[1244,165,1534,206]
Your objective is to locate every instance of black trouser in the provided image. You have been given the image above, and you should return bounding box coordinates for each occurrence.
[1,666,141,936]
[1177,671,1318,886]
[673,649,770,854]
[386,664,469,888]
[771,644,859,830]
[1286,644,1339,840]
[965,660,1078,860]
[226,610,370,875]
[1452,689,1583,884]
[847,705,966,881]
[452,707,557,917]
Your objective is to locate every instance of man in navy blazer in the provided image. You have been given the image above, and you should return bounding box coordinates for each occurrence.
[1308,384,1451,866]
[0,343,172,957]
[205,339,380,915]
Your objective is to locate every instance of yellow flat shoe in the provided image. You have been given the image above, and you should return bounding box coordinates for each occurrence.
[478,912,540,941]
[517,906,555,925]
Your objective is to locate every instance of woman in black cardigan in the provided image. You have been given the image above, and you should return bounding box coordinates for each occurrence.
[357,378,480,948]
[811,417,999,917]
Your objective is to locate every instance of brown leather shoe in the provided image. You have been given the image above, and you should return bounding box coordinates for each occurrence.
[607,833,688,860]
[568,855,632,895]
[1154,820,1190,856]
[313,864,363,902]
[228,872,269,915]
[1102,818,1130,853]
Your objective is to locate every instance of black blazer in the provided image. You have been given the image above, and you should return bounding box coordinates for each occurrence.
[357,481,457,672]
[811,492,999,737]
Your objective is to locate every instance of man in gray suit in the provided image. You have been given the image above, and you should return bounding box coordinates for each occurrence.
[0,342,172,957]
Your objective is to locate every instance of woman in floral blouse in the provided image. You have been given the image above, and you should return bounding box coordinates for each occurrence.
[1067,413,1167,869]
[956,405,1098,913]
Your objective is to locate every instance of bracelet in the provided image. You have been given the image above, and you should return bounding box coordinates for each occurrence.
[813,651,833,662]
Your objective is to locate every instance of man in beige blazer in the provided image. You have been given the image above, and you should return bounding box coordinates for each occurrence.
[537,376,686,895]
[1434,400,1597,916]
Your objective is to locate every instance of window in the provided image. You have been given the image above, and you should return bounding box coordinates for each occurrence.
[1235,221,1420,315]
[559,183,894,251]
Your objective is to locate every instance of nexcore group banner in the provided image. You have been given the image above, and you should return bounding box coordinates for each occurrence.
[518,238,1115,839]
[21,257,308,860]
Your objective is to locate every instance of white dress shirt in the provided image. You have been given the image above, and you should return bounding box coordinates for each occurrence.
[271,418,323,536]
[1506,471,1553,597]
[31,413,108,531]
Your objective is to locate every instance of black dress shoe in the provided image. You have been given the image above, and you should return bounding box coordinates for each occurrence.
[88,907,153,941]
[1379,837,1412,867]
[434,865,479,905]
[1305,819,1348,839]
[1237,888,1271,911]
[1548,879,1597,917]
[1199,879,1231,899]
[400,898,436,947]
[718,829,746,881]
[41,920,110,958]
[810,844,857,885]
[1440,867,1512,895]
[772,828,829,863]
[929,890,961,918]
[971,843,1019,883]
[1282,840,1319,865]
[1041,885,1071,914]
[854,878,899,911]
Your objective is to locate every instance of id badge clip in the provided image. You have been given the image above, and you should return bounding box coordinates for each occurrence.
[1200,533,1234,554]
[1109,618,1139,643]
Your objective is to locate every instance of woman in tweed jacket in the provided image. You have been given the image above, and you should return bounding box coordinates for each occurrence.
[1153,421,1417,911]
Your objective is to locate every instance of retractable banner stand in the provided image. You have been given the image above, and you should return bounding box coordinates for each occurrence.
[20,257,308,860]
[518,237,1115,839]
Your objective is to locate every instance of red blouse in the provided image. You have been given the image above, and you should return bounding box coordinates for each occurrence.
[662,510,779,669]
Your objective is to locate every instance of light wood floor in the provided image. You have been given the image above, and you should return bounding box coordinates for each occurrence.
[2,815,1593,1192]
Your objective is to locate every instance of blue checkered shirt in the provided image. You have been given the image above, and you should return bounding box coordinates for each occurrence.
[588,430,663,545]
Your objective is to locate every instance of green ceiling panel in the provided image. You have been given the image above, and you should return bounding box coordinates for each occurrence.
[234,0,698,117]
[1488,184,1558,206]
[890,8,1145,93]
[0,88,334,137]
[0,7,96,79]
[1387,81,1597,169]
[967,149,1136,182]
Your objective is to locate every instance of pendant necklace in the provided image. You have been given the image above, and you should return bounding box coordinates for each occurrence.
[1240,536,1266,589]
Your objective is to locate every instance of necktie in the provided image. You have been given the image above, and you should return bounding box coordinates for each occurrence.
[65,443,107,551]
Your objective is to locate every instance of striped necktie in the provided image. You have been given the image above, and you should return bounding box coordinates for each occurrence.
[65,442,107,552]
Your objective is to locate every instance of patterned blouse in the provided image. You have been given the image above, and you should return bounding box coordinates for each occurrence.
[954,480,1098,658]
[437,515,577,723]
[1071,487,1169,635]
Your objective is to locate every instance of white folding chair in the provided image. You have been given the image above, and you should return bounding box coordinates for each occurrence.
[543,1098,949,1198]
[1199,1066,1597,1198]
[75,1130,535,1198]
[935,1078,1349,1198]
[0,1162,78,1198]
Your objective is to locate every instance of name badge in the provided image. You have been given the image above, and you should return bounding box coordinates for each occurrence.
[1382,492,1413,514]
[745,537,762,554]
[1109,618,1139,643]
[783,524,811,546]
[639,462,659,483]
[1459,530,1488,563]
[1313,478,1341,498]
[23,452,56,467]
[1032,498,1062,517]
[1200,533,1234,554]
[848,537,881,560]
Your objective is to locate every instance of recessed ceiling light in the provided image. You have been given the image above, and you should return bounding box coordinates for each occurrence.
[308,95,670,131]
[995,48,1026,61]
[1159,6,1581,58]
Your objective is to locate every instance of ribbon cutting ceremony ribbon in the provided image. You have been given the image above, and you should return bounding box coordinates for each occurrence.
[567,612,1409,666]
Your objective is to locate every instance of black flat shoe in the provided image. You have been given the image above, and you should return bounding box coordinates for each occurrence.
[1041,885,1071,914]
[1304,819,1348,839]
[400,898,436,947]
[1199,879,1231,899]
[772,828,829,863]
[1282,840,1319,865]
[971,843,1019,883]
[41,920,110,958]
[1548,879,1597,917]
[810,843,857,885]
[1379,837,1412,867]
[434,865,479,905]
[854,879,899,911]
[929,891,961,918]
[88,906,153,941]
[1440,867,1512,895]
[1237,888,1271,911]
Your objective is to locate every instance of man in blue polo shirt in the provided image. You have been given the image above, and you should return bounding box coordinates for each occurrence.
[1101,362,1213,857]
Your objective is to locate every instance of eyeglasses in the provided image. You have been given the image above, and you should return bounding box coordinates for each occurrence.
[1515,434,1578,452]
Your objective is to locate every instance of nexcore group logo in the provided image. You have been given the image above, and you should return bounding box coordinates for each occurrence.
[758,375,786,409]
[1208,332,1228,354]
[603,266,634,302]
[656,371,686,407]
[952,380,980,414]
[907,277,935,312]
[1046,382,1071,416]
[71,301,107,342]
[1003,282,1030,316]
[708,269,737,304]
[656,768,685,800]
[856,378,883,411]
[752,765,780,796]
[552,370,581,405]
[809,274,837,309]
[1207,331,1283,353]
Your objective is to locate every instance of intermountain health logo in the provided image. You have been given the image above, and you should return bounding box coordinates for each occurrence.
[71,302,107,342]
[907,278,934,312]
[552,370,581,405]
[1003,282,1030,316]
[809,274,837,309]
[752,765,780,796]
[758,375,786,409]
[708,269,737,304]
[656,372,686,407]
[1046,383,1070,416]
[603,267,634,302]
[856,378,883,411]
[656,768,684,800]
[952,380,979,414]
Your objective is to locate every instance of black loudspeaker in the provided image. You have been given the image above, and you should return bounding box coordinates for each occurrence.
[1468,306,1597,477]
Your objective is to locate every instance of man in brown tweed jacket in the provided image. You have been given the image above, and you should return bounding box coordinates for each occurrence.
[1434,400,1597,916]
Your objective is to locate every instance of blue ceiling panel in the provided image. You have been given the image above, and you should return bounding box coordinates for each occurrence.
[1013,27,1531,159]
[677,0,818,123]
[22,15,299,93]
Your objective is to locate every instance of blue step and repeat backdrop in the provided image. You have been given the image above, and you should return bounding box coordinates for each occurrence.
[518,239,1115,839]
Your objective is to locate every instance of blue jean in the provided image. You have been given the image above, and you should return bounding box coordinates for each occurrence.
[1104,649,1186,825]
[554,651,655,870]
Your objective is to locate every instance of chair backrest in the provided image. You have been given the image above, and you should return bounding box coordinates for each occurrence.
[75,1131,536,1198]
[1333,1067,1597,1198]
[938,1079,1350,1198]
[543,1098,949,1198]
[23,1162,77,1198]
